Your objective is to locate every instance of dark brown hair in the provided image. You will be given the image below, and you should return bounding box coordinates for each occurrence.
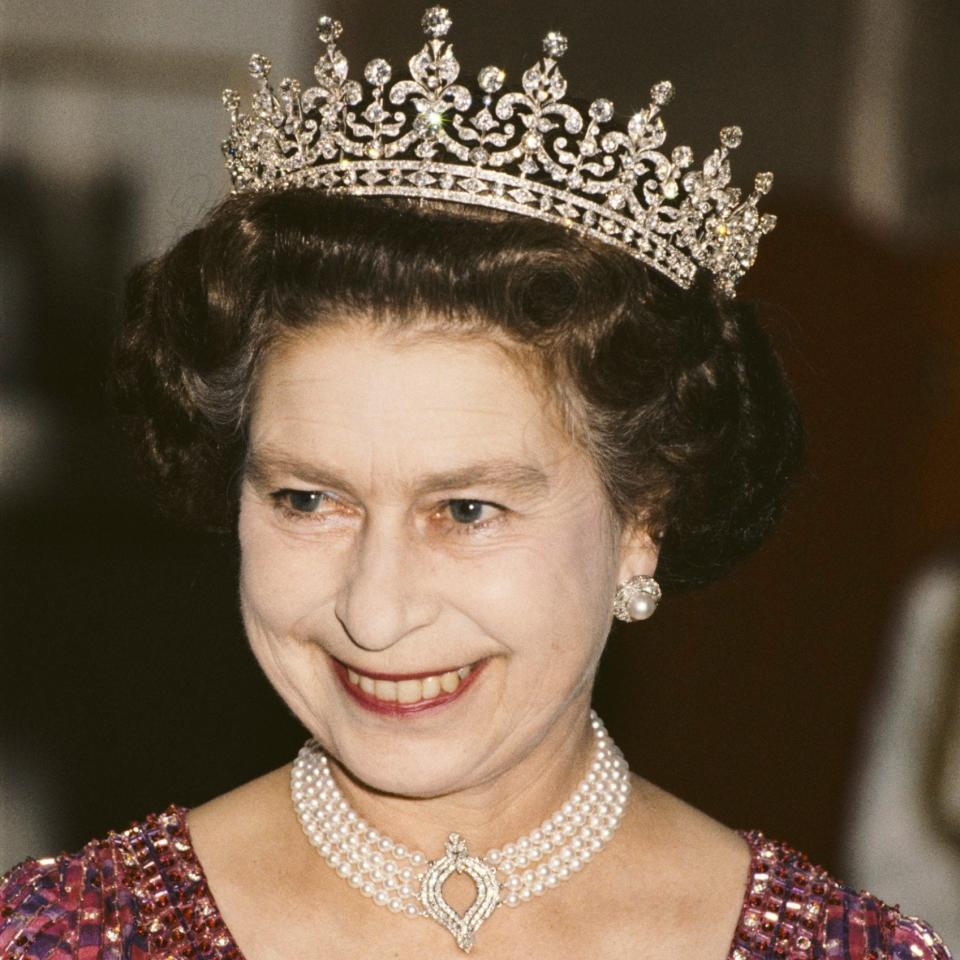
[113,188,803,590]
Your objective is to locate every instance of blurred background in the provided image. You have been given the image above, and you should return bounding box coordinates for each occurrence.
[1,0,958,945]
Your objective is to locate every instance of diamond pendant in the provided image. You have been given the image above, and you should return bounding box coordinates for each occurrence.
[419,833,500,953]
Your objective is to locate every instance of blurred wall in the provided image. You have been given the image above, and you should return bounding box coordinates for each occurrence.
[1,0,958,941]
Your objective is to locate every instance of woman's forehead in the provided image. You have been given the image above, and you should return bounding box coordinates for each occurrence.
[248,321,579,486]
[260,324,525,408]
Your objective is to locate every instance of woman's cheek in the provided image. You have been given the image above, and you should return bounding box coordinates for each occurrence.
[238,504,338,639]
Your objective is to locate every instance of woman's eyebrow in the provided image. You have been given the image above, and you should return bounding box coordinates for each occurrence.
[416,461,550,497]
[244,449,550,498]
[244,451,356,496]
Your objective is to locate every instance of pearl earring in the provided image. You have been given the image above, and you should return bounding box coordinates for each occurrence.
[613,575,662,622]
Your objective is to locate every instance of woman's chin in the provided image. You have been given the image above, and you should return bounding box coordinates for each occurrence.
[293,654,503,797]
[332,743,490,800]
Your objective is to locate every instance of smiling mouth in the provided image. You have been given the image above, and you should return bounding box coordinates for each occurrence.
[331,657,485,715]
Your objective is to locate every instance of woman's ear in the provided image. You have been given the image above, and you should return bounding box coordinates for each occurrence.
[616,519,659,585]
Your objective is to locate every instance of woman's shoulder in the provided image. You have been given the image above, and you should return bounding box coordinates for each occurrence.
[734,829,952,960]
[0,804,239,960]
[0,824,147,960]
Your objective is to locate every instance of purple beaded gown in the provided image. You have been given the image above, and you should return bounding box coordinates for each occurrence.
[0,805,952,959]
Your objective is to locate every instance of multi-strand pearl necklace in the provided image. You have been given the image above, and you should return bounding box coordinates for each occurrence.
[290,711,631,952]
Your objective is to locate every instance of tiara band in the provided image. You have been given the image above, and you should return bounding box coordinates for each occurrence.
[222,6,776,296]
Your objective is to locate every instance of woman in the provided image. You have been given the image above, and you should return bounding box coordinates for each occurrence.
[1,8,951,959]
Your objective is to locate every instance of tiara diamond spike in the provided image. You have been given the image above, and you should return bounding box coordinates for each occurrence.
[221,7,776,295]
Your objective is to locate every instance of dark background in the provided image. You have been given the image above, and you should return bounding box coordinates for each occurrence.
[2,0,958,939]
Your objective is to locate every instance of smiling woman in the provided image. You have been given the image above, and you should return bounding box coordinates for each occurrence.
[236,322,629,803]
[0,6,952,960]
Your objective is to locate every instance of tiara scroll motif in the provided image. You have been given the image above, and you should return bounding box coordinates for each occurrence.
[222,7,776,295]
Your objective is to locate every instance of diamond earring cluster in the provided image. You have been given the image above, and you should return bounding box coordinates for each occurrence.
[222,6,776,296]
[613,574,661,622]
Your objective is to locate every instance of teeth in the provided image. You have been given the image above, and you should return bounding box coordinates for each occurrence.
[346,664,474,704]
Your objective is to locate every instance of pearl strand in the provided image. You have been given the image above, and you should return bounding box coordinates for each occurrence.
[290,711,631,917]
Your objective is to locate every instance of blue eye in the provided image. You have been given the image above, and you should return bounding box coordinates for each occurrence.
[448,500,490,524]
[269,489,349,526]
[286,491,328,512]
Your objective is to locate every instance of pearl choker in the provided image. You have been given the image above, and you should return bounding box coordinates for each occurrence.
[290,711,631,952]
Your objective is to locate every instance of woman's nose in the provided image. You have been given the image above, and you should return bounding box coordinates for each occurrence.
[333,513,440,652]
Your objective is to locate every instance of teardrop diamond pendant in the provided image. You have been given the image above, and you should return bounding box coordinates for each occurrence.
[419,833,500,952]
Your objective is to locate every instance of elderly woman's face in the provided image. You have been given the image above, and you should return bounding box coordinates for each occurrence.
[239,320,645,796]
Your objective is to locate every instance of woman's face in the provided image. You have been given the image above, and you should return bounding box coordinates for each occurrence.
[239,320,653,797]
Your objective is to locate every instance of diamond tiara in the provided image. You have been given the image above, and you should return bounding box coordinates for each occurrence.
[222,6,777,296]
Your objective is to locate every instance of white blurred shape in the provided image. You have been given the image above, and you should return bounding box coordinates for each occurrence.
[842,0,911,236]
[0,748,62,874]
[843,559,960,950]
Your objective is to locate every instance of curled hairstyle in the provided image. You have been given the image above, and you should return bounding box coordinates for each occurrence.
[114,189,803,590]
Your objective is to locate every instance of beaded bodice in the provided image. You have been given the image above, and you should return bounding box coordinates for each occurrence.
[0,805,951,959]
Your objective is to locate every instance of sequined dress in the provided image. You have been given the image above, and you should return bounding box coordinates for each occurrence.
[0,805,952,959]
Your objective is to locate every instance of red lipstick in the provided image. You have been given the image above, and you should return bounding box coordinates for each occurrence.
[330,657,487,716]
